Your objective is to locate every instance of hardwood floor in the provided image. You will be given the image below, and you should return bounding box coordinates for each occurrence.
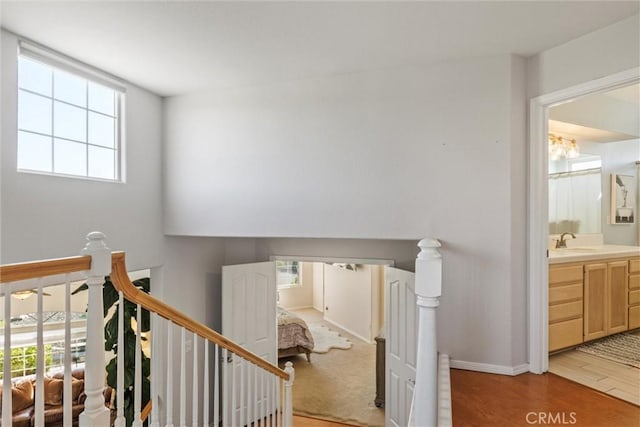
[451,369,640,427]
[294,368,639,426]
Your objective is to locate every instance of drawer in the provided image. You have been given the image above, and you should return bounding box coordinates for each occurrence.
[630,258,640,273]
[630,306,640,329]
[630,289,640,306]
[549,283,582,304]
[549,318,583,352]
[549,300,582,323]
[549,265,583,284]
[629,275,640,290]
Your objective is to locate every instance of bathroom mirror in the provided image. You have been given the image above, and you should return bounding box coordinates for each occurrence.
[549,153,602,234]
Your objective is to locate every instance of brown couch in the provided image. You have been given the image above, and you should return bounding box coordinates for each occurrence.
[0,368,111,427]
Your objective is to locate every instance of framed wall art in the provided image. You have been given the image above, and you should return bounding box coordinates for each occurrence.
[611,173,635,224]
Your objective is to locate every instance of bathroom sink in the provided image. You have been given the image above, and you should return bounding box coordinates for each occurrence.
[552,247,601,253]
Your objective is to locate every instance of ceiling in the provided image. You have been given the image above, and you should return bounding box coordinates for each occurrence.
[549,83,640,143]
[1,1,639,97]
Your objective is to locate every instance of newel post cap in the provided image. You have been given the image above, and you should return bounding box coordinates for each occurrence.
[81,231,111,277]
[415,238,442,298]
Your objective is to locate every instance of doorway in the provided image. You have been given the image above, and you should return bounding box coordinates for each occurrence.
[528,67,640,374]
[272,256,391,426]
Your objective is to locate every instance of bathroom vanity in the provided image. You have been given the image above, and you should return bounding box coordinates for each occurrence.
[548,245,640,352]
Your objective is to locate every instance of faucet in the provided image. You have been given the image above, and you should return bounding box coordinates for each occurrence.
[555,232,576,249]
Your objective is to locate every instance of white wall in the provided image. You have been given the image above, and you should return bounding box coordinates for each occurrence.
[312,262,324,312]
[324,263,379,343]
[527,14,640,98]
[602,139,640,245]
[0,30,164,270]
[164,54,528,369]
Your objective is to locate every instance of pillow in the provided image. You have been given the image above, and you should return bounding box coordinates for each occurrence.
[0,379,35,413]
[71,378,84,403]
[43,377,63,405]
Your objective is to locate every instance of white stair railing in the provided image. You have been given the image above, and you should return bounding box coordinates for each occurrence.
[1,232,294,427]
[411,238,443,427]
[110,241,294,427]
[1,248,94,427]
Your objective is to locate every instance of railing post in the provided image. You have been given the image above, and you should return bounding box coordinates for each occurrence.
[79,232,112,427]
[283,361,295,427]
[412,238,442,427]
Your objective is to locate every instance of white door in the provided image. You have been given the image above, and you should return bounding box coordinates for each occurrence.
[222,261,277,426]
[385,266,418,427]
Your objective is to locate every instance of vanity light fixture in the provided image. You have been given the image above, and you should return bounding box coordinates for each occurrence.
[549,133,579,160]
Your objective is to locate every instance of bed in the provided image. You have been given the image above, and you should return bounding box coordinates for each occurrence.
[277,306,315,362]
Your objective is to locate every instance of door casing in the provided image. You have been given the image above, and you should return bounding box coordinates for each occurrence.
[527,67,640,374]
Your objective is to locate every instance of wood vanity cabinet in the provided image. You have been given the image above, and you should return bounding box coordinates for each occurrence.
[549,256,639,352]
[630,258,640,329]
[548,263,584,351]
[583,260,628,341]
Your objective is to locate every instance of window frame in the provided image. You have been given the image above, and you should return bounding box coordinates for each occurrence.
[16,39,126,182]
[276,260,302,290]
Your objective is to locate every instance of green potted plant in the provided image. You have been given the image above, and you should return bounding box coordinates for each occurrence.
[74,276,151,426]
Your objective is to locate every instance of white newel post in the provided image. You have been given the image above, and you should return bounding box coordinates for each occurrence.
[283,361,295,427]
[412,238,442,427]
[79,232,112,427]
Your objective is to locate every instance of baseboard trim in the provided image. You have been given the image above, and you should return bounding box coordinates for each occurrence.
[282,305,314,311]
[323,317,374,344]
[449,359,529,376]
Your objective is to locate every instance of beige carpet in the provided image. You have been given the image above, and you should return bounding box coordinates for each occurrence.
[279,308,384,427]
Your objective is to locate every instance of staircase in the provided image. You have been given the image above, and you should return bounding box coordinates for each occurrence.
[1,232,293,426]
[1,232,449,426]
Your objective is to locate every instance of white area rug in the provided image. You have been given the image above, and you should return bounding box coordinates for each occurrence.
[309,324,352,353]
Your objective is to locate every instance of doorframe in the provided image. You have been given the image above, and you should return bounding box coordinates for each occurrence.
[527,67,640,374]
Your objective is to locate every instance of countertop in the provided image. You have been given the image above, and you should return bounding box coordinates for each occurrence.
[548,244,640,264]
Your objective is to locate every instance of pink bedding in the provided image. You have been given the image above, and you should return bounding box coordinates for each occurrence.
[277,307,314,351]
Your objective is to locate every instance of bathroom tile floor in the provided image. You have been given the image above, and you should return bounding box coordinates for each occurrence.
[548,329,640,406]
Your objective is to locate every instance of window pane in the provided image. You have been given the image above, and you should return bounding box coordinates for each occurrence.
[54,70,86,107]
[88,83,114,116]
[54,138,86,176]
[18,90,52,134]
[53,101,86,142]
[88,146,115,179]
[18,56,52,96]
[88,112,115,148]
[17,131,52,172]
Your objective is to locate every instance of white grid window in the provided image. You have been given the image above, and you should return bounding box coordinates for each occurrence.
[17,49,124,181]
[276,260,301,289]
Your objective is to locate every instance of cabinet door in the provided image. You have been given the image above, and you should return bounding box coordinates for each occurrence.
[584,263,607,341]
[608,260,628,334]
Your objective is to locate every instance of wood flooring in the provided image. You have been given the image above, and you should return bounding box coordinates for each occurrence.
[293,368,639,426]
[451,369,639,427]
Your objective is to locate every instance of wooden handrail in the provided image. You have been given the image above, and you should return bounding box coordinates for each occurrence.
[141,400,152,422]
[110,252,289,381]
[0,255,92,283]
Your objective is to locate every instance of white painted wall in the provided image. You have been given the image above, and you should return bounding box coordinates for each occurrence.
[277,261,314,309]
[324,263,380,343]
[602,139,640,245]
[0,30,164,270]
[312,262,324,312]
[164,54,527,368]
[527,14,640,98]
